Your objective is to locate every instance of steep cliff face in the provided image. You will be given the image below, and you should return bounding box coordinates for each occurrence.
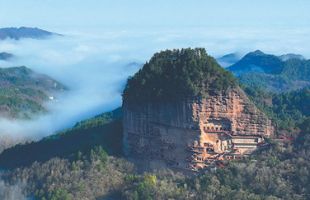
[123,100,200,170]
[194,88,273,137]
[123,48,273,171]
[123,88,273,171]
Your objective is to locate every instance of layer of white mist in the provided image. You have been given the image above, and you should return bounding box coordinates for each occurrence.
[0,33,143,149]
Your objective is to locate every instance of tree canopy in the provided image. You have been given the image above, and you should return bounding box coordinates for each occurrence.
[123,48,237,103]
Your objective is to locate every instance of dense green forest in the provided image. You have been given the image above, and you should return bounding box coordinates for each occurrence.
[123,48,236,103]
[0,87,47,118]
[243,86,310,132]
[282,59,310,81]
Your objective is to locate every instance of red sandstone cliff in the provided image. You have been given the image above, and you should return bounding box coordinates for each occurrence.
[123,87,273,171]
[123,48,274,171]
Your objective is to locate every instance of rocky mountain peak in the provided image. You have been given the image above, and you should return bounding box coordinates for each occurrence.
[122,48,273,171]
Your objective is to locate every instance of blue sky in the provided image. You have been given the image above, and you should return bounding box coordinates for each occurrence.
[1,0,310,58]
[0,0,309,31]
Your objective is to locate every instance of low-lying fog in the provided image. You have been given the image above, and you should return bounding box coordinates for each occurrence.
[0,27,309,150]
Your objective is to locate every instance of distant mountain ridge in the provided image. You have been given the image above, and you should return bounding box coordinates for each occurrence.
[0,52,13,60]
[228,50,284,75]
[227,50,310,92]
[217,53,241,67]
[0,27,61,40]
[279,53,305,61]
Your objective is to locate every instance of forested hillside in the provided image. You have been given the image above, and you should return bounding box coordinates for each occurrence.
[228,50,310,92]
[0,66,66,119]
[244,86,310,133]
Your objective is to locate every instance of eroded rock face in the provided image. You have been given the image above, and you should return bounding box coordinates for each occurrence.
[123,87,273,171]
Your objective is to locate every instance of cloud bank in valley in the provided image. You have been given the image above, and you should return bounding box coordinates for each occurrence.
[0,33,142,146]
[0,27,309,148]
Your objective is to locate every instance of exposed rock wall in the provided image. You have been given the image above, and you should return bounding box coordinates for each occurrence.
[123,87,273,171]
